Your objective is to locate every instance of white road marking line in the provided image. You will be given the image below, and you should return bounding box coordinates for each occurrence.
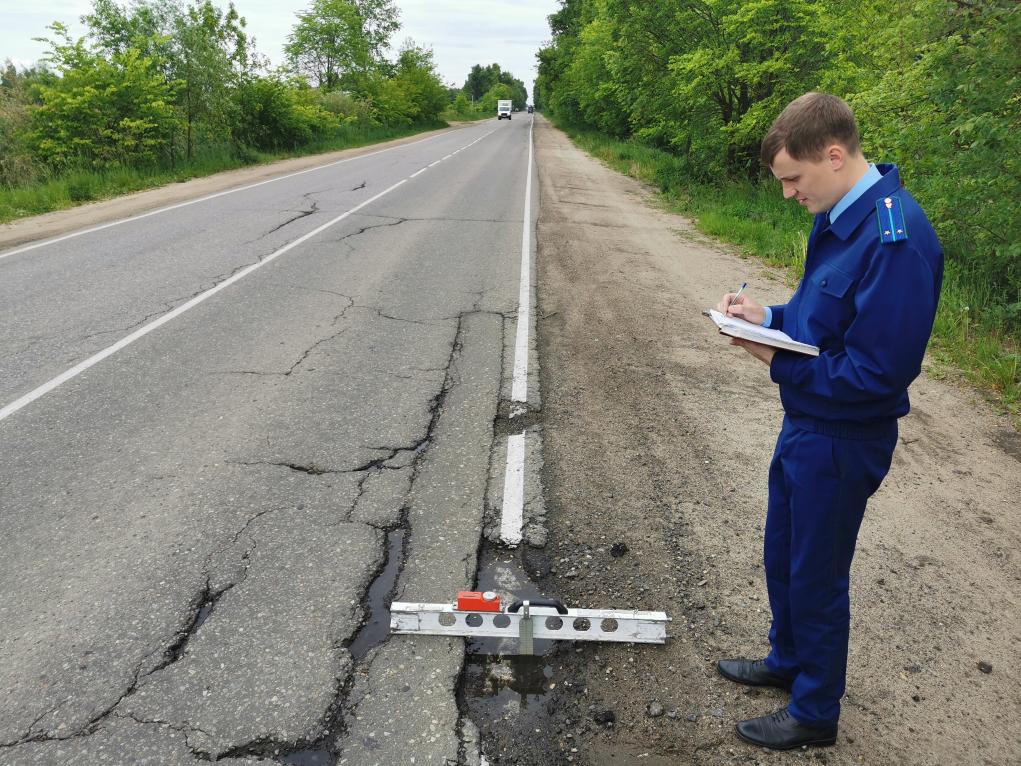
[510,117,534,403]
[405,129,496,179]
[500,433,526,546]
[501,115,536,546]
[0,131,462,262]
[0,179,407,423]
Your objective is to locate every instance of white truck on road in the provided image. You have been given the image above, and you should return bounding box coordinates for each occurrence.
[497,100,512,120]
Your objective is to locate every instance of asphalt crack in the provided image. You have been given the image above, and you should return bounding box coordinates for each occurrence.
[113,712,214,759]
[228,460,344,475]
[216,296,356,377]
[264,200,319,237]
[248,192,321,244]
[153,579,239,671]
[264,312,474,764]
[329,217,408,248]
[0,700,69,749]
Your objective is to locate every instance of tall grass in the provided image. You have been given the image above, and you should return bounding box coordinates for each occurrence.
[555,119,1021,421]
[0,121,447,224]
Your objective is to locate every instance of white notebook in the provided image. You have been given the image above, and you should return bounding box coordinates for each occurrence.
[707,309,820,356]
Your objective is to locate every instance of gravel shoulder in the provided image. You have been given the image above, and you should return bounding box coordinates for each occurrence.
[514,115,1020,765]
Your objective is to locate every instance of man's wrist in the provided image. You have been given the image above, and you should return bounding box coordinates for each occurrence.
[762,306,773,327]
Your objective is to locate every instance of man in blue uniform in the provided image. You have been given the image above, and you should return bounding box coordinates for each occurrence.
[714,92,943,750]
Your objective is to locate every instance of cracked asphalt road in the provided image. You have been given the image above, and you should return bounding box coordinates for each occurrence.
[0,118,537,764]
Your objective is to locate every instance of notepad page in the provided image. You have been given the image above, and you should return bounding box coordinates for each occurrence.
[708,310,802,344]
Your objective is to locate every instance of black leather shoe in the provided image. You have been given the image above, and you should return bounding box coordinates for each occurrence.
[717,658,794,690]
[736,707,837,750]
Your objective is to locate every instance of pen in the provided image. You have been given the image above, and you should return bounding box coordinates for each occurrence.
[726,282,747,314]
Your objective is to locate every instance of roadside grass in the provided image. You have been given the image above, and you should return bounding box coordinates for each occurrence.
[0,120,447,225]
[553,119,1021,423]
[439,108,491,123]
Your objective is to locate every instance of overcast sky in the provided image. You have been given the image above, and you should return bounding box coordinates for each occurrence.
[0,0,559,99]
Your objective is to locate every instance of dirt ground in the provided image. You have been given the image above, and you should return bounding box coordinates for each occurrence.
[480,117,1020,765]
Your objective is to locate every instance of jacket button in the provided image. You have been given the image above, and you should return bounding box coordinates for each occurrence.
[820,279,828,287]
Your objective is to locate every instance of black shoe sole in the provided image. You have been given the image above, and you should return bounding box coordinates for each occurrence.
[735,727,837,751]
[717,664,794,691]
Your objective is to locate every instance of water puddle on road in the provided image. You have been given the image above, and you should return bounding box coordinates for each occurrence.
[462,653,553,720]
[347,528,405,661]
[460,545,566,763]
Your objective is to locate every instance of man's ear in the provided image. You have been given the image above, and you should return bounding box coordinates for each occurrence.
[826,144,846,171]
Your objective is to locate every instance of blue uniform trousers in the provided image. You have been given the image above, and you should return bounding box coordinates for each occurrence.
[763,416,897,725]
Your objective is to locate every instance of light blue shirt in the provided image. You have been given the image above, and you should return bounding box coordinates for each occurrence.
[761,163,881,328]
[829,164,881,224]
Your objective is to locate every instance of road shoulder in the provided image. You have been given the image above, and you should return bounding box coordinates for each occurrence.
[497,115,1021,765]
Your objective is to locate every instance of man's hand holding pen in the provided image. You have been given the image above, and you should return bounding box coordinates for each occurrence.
[715,287,776,366]
[716,284,765,324]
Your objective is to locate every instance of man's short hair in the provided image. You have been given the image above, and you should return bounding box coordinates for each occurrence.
[760,92,861,166]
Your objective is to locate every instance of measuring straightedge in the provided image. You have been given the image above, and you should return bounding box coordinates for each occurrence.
[390,591,670,655]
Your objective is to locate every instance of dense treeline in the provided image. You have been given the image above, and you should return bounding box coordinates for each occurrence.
[536,0,1020,331]
[0,0,449,190]
[457,63,528,112]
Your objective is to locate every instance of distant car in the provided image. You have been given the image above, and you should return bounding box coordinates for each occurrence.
[497,99,512,120]
[527,105,534,113]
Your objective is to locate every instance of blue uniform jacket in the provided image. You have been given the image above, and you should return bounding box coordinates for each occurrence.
[767,164,944,425]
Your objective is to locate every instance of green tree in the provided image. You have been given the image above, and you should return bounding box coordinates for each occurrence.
[350,0,400,62]
[82,0,254,160]
[28,24,179,168]
[365,41,446,124]
[234,71,339,149]
[667,0,832,179]
[854,0,1021,321]
[480,82,514,112]
[173,0,250,158]
[463,63,498,101]
[461,63,528,110]
[539,0,833,179]
[452,91,473,115]
[0,61,52,185]
[285,0,398,90]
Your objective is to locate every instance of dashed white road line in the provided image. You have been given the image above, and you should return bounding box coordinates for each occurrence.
[0,129,497,423]
[500,115,535,546]
[500,434,526,546]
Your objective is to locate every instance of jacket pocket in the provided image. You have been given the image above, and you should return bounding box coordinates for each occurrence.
[812,266,855,299]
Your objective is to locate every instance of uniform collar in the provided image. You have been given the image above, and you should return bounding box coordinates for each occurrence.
[825,164,902,241]
[829,164,881,224]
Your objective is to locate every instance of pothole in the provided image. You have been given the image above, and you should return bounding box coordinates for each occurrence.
[459,544,566,765]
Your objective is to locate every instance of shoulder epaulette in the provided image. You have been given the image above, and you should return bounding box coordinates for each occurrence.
[876,195,909,243]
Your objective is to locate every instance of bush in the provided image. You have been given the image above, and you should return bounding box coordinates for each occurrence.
[235,77,304,148]
[28,28,178,169]
[319,90,374,126]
